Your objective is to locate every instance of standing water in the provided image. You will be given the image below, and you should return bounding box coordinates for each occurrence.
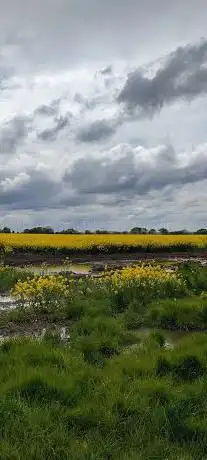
[25,263,92,275]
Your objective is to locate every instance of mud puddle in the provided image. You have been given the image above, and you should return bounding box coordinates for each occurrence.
[0,295,17,311]
[0,322,71,343]
[25,262,92,275]
[124,327,199,352]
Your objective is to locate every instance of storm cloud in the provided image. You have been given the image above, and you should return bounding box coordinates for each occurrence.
[118,39,207,114]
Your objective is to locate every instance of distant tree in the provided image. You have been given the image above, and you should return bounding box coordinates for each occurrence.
[194,229,207,234]
[130,227,147,234]
[43,227,54,234]
[5,226,207,235]
[130,227,141,234]
[95,230,109,234]
[57,228,80,234]
[0,227,11,233]
[148,229,157,234]
[171,229,189,235]
[24,226,54,234]
[159,228,169,235]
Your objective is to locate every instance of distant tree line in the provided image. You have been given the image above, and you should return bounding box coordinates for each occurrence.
[0,226,207,235]
[0,227,13,233]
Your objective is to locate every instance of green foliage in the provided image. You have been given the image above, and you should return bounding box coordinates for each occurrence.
[1,335,207,458]
[178,261,207,293]
[148,296,207,330]
[0,266,32,293]
[1,262,207,457]
[72,315,136,365]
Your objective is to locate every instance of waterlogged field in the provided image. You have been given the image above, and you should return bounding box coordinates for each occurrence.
[0,233,207,253]
[1,262,207,458]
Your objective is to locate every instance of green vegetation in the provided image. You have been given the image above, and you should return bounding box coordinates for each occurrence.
[0,265,32,294]
[2,331,207,458]
[0,262,207,458]
[2,225,207,234]
[148,296,207,330]
[178,261,207,293]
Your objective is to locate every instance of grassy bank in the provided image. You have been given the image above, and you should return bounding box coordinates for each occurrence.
[0,262,207,458]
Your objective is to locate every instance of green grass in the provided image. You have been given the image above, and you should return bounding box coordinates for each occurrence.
[0,262,207,458]
[1,334,207,458]
[147,296,207,330]
[178,261,207,294]
[0,265,32,293]
[71,314,137,365]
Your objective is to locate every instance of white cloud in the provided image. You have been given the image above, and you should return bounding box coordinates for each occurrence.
[0,172,30,192]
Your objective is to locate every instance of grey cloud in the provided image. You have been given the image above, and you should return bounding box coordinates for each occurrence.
[117,39,207,114]
[0,116,30,154]
[74,93,84,104]
[1,0,207,70]
[65,144,207,196]
[0,171,61,210]
[0,65,14,89]
[37,115,70,141]
[0,169,97,212]
[35,98,62,117]
[100,66,113,75]
[74,92,111,112]
[0,141,207,230]
[74,93,98,112]
[59,192,97,208]
[76,119,116,143]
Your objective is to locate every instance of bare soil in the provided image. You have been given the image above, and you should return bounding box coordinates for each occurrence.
[4,250,207,267]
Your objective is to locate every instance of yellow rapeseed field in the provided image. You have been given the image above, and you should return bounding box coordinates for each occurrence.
[0,233,207,251]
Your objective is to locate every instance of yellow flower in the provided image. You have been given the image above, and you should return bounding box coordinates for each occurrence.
[0,232,206,252]
[12,274,70,303]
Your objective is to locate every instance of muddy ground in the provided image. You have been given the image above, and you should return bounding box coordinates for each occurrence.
[4,250,207,268]
[0,318,71,340]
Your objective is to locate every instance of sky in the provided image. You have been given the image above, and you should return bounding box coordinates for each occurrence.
[0,0,207,231]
